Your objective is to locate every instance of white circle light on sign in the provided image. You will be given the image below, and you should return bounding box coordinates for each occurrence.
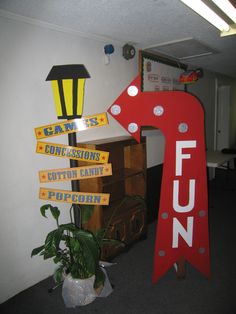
[127,85,138,97]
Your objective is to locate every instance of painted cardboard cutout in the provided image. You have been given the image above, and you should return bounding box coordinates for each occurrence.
[35,113,108,139]
[39,163,112,183]
[39,187,110,205]
[36,141,109,163]
[107,75,210,283]
[46,64,90,119]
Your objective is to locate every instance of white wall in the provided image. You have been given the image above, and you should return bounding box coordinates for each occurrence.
[187,70,217,151]
[0,16,137,303]
[141,129,165,168]
[188,70,235,151]
[1,15,236,304]
[143,69,236,168]
[230,82,236,146]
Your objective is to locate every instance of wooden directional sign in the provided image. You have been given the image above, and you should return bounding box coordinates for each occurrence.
[36,141,109,163]
[107,74,210,283]
[39,187,110,205]
[35,112,108,139]
[39,163,112,183]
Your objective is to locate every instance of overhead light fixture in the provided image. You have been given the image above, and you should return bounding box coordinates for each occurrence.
[180,0,229,31]
[212,0,236,23]
[180,0,236,37]
[212,0,236,36]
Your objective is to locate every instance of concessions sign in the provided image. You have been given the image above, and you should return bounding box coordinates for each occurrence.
[36,141,109,163]
[107,75,210,283]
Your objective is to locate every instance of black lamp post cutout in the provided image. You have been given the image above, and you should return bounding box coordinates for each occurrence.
[46,64,90,119]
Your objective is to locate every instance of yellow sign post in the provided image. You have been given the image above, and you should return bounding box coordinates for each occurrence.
[39,163,112,183]
[36,65,111,228]
[39,187,110,205]
[35,112,108,139]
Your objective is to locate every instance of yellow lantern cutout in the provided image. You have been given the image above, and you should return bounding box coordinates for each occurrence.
[46,65,90,119]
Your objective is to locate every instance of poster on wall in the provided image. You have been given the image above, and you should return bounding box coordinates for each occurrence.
[140,51,187,92]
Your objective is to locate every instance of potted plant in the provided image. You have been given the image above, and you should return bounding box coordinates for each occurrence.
[31,203,123,307]
[31,195,146,307]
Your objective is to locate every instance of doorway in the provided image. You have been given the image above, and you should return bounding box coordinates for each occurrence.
[216,85,231,151]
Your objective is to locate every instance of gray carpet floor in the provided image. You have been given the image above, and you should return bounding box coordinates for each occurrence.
[1,168,236,314]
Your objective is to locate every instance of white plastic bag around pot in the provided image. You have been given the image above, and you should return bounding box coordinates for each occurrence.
[62,263,114,308]
[62,274,97,308]
[97,266,113,298]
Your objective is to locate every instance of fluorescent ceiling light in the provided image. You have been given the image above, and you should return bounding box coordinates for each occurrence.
[212,0,236,23]
[180,0,230,31]
[221,23,236,37]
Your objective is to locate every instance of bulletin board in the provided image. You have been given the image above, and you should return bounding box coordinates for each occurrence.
[139,50,187,92]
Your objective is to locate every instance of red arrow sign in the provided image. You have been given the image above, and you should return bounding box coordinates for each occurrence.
[107,75,210,283]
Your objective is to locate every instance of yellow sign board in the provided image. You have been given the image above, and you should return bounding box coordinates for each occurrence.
[39,163,112,183]
[39,188,110,205]
[35,113,108,139]
[36,141,109,163]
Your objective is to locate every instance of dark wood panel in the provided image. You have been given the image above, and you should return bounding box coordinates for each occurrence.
[146,164,163,223]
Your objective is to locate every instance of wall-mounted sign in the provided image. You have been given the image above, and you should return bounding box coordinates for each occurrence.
[39,187,110,205]
[39,163,112,183]
[35,113,108,139]
[140,51,187,92]
[107,75,210,283]
[36,141,109,163]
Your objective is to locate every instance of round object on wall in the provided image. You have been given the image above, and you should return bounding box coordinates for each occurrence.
[104,44,114,55]
[122,44,136,60]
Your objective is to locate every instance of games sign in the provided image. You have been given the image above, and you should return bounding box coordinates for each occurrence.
[35,112,108,139]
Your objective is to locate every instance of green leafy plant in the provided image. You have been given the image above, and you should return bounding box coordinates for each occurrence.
[31,195,146,289]
[31,203,124,289]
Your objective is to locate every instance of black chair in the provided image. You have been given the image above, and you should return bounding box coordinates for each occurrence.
[221,148,236,169]
[218,148,236,190]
